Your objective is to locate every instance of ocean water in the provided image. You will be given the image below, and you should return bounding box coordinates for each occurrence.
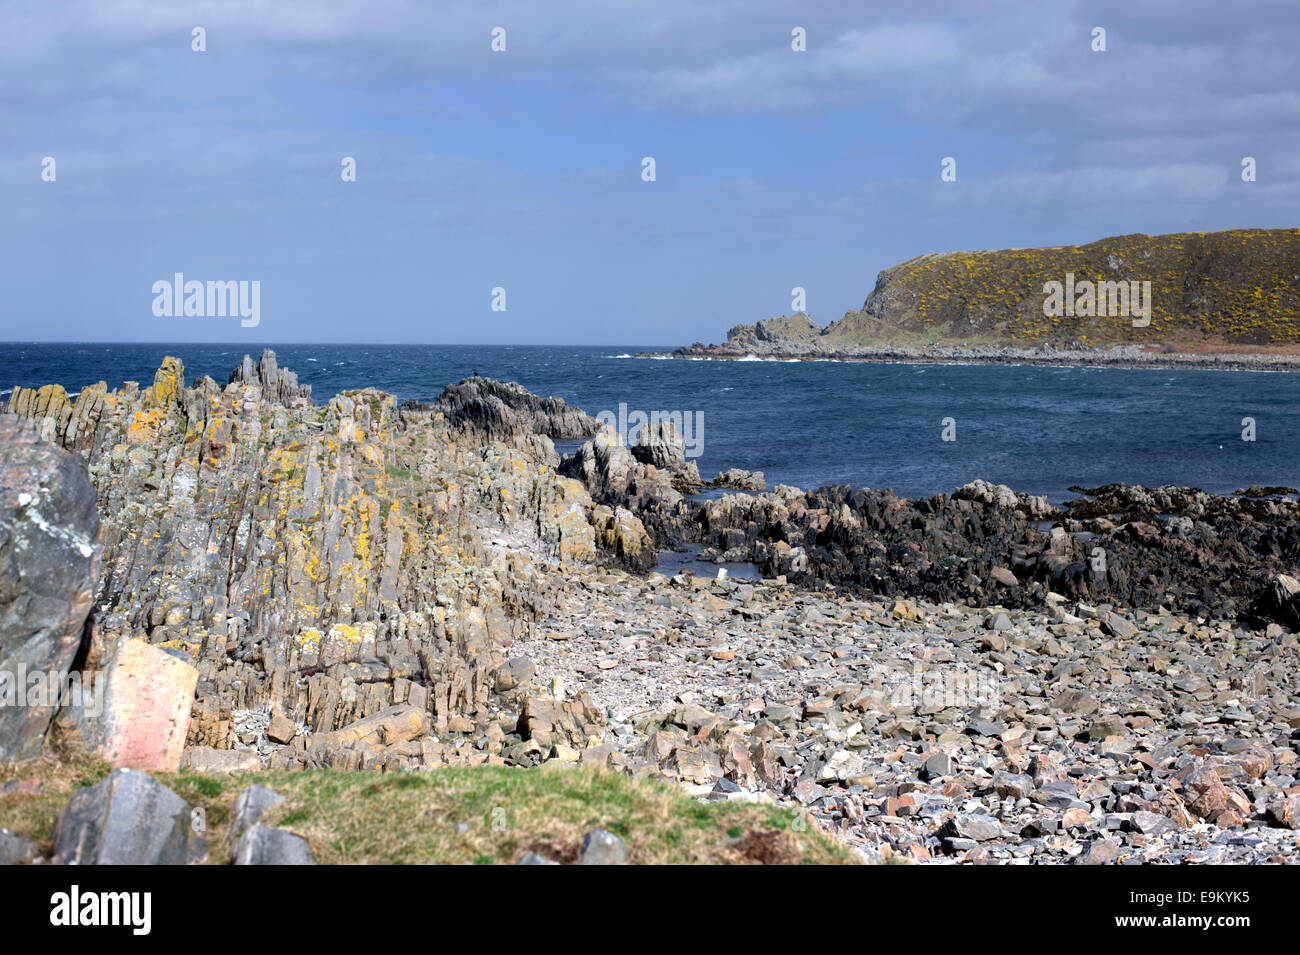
[3,342,1299,503]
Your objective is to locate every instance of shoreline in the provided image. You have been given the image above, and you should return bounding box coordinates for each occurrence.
[3,352,1299,866]
[639,345,1300,372]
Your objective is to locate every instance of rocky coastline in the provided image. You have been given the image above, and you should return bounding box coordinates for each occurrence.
[2,352,1299,865]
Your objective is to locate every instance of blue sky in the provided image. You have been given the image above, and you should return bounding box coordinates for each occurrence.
[2,0,1297,344]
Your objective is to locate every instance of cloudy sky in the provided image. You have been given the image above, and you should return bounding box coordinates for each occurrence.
[3,0,1297,344]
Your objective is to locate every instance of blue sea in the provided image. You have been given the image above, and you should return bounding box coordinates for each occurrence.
[2,343,1298,503]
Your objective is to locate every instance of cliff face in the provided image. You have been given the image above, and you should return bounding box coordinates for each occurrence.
[713,228,1300,352]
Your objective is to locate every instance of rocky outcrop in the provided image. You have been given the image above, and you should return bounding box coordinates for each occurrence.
[678,478,1300,625]
[952,479,1055,520]
[229,349,311,405]
[429,376,599,441]
[713,469,766,492]
[5,354,620,775]
[0,415,100,761]
[630,420,686,469]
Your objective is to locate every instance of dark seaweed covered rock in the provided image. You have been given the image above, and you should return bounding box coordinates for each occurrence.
[428,376,598,440]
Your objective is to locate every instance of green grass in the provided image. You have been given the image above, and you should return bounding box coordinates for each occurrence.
[0,756,854,865]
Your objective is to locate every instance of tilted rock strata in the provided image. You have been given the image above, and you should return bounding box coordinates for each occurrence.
[5,356,618,772]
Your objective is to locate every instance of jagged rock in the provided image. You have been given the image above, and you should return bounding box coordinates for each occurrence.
[430,376,597,440]
[0,415,100,761]
[232,824,315,865]
[630,419,686,469]
[713,469,766,492]
[229,349,311,405]
[590,505,655,572]
[53,768,207,865]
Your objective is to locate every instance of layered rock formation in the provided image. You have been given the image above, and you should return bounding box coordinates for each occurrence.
[3,355,622,772]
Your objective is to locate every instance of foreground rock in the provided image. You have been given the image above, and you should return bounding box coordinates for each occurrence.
[0,415,100,761]
[53,769,207,865]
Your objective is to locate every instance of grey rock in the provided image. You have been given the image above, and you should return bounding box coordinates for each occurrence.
[578,828,628,865]
[232,824,315,865]
[516,850,559,865]
[939,813,1003,842]
[0,415,100,761]
[921,751,952,780]
[0,828,36,865]
[1102,612,1137,640]
[1074,838,1121,865]
[232,784,286,841]
[495,656,536,692]
[1130,810,1175,835]
[53,768,207,865]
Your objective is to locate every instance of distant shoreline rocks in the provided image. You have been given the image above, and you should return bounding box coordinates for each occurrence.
[642,341,1300,372]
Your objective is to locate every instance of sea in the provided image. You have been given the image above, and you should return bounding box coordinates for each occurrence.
[3,342,1298,505]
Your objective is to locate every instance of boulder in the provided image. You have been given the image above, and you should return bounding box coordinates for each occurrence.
[1254,574,1300,630]
[578,828,628,865]
[0,415,100,761]
[0,828,36,865]
[184,747,261,774]
[100,639,199,772]
[232,784,286,840]
[53,768,207,865]
[308,703,427,751]
[232,824,315,865]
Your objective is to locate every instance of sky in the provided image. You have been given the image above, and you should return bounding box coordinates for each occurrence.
[2,0,1298,345]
